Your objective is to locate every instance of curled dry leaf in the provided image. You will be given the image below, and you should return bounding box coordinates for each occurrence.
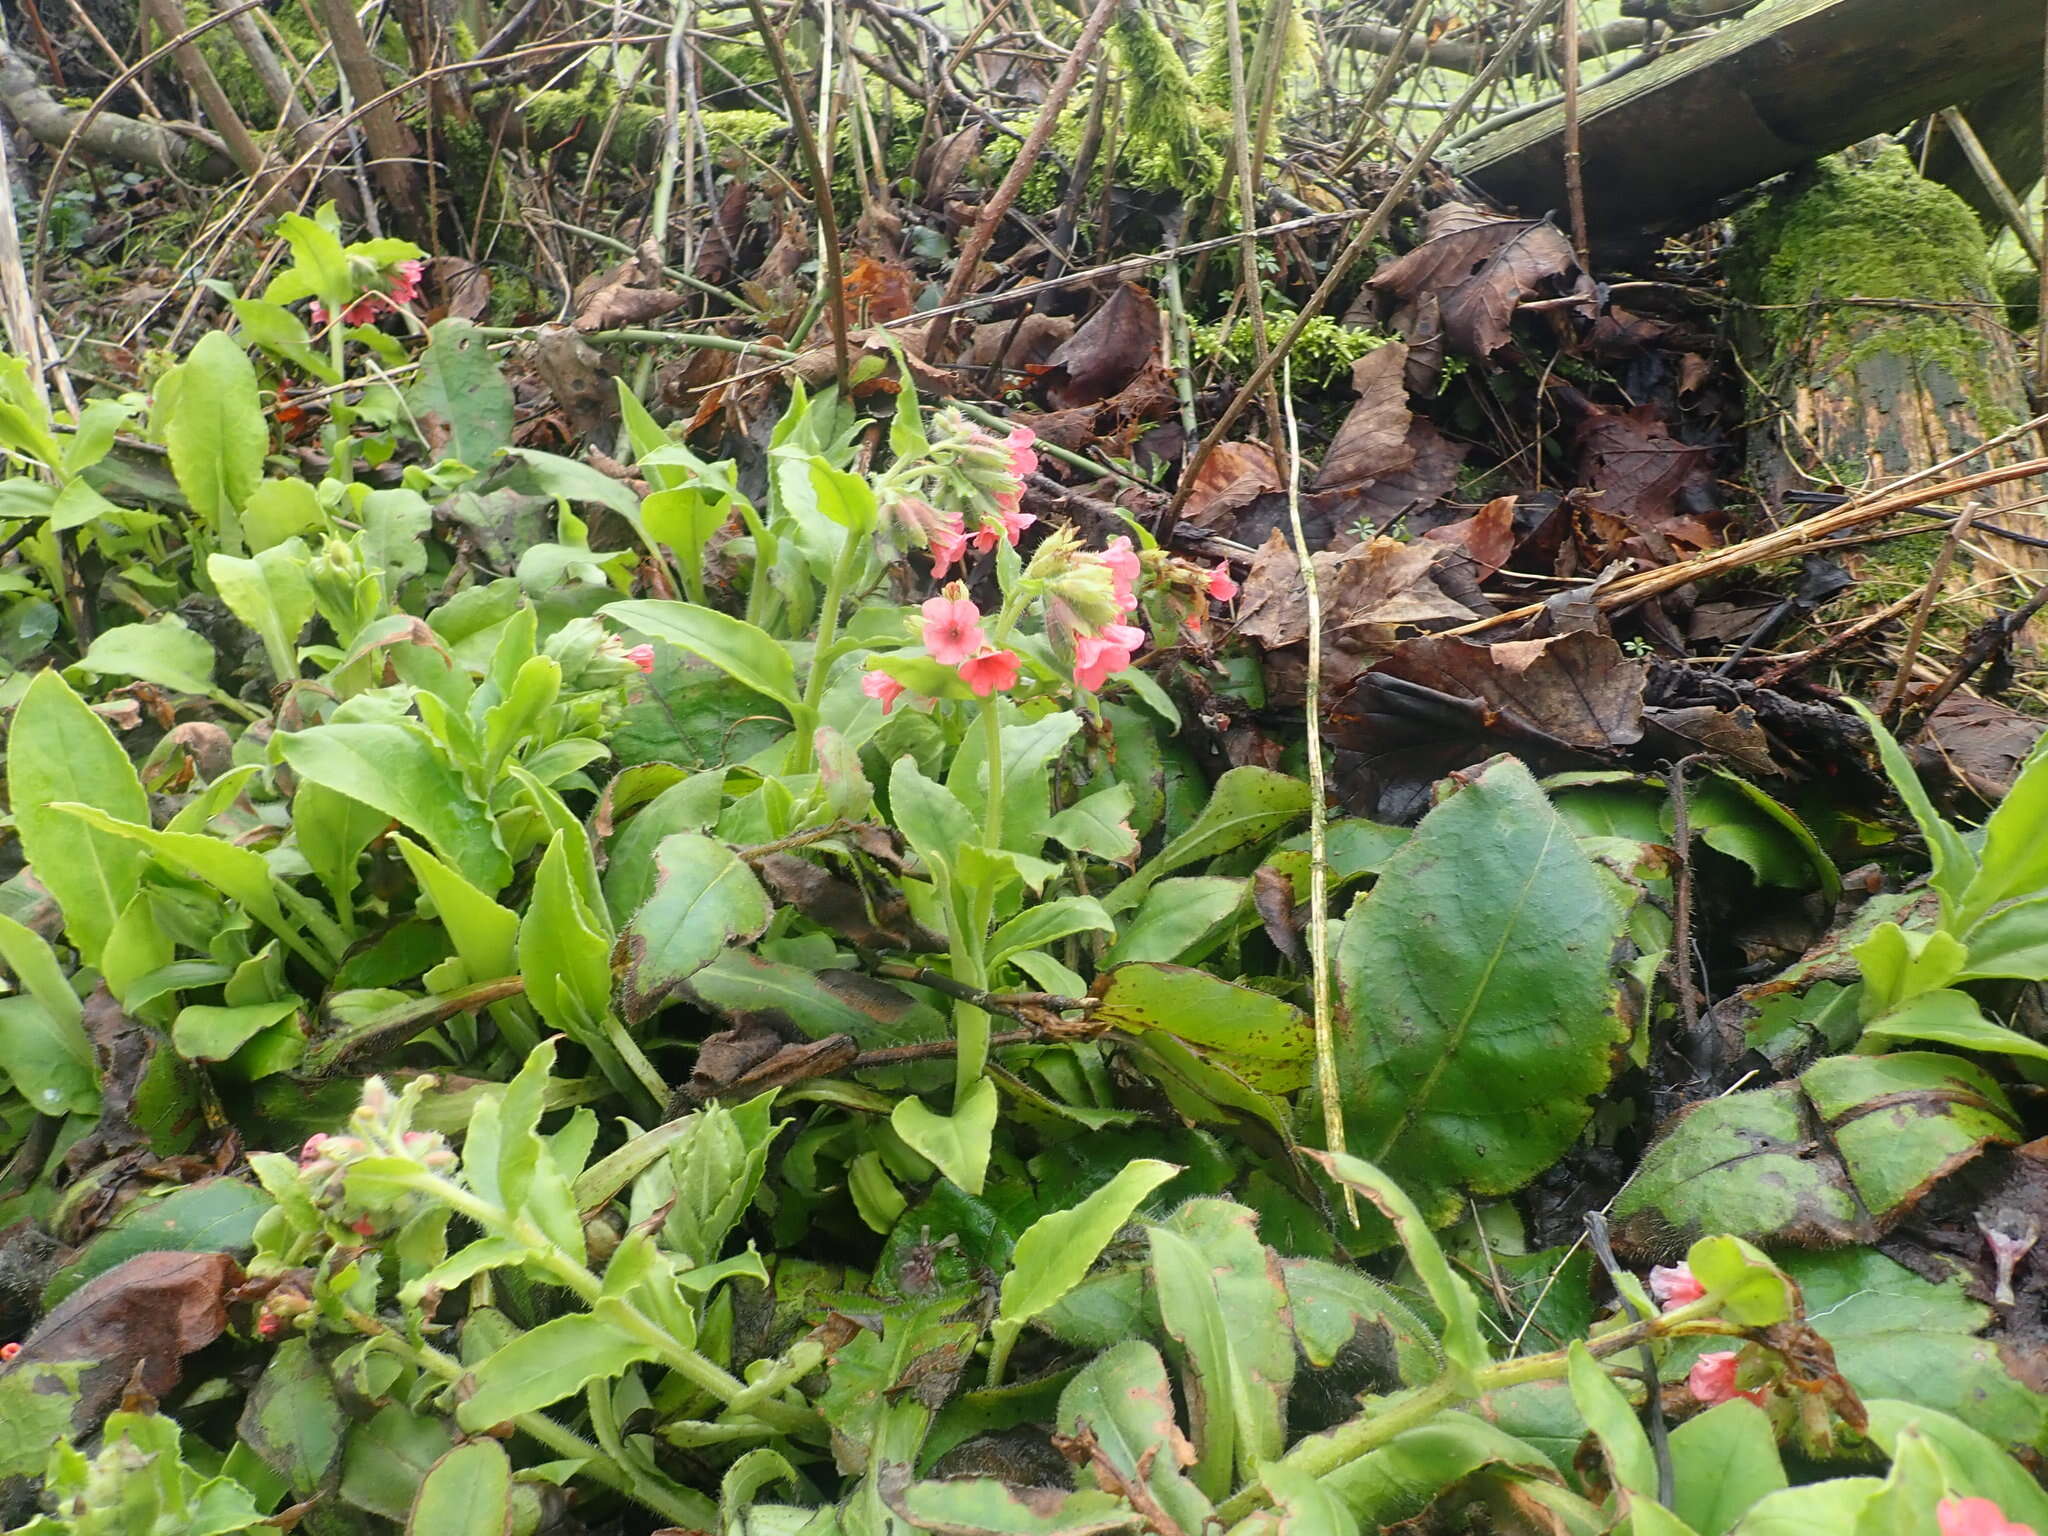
[1235,531,1476,650]
[1312,342,1415,491]
[1041,284,1161,409]
[1180,442,1283,531]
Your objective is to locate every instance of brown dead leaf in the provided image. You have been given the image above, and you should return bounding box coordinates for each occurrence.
[425,256,489,321]
[1421,495,1517,577]
[845,254,919,324]
[572,259,686,332]
[1367,203,1594,390]
[1920,694,2048,801]
[1236,531,1475,649]
[1348,417,1468,531]
[1181,442,1283,531]
[1313,342,1414,490]
[1042,284,1160,409]
[915,124,984,202]
[684,1018,859,1104]
[530,326,616,441]
[964,314,1075,369]
[5,1250,238,1438]
[753,854,945,952]
[1573,402,1718,547]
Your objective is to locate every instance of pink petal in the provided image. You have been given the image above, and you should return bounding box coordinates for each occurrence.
[1939,1498,2038,1536]
[1208,561,1240,601]
[1649,1264,1705,1310]
[861,670,907,713]
[626,644,655,674]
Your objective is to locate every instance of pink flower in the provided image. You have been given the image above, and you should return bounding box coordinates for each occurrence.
[1686,1351,1764,1406]
[1073,621,1146,692]
[300,1134,329,1165]
[957,647,1021,696]
[1101,536,1141,611]
[1649,1264,1705,1311]
[1208,561,1239,601]
[1940,1498,2038,1536]
[0,1342,19,1362]
[1005,426,1039,479]
[388,259,424,307]
[921,595,986,666]
[862,670,907,714]
[626,644,655,674]
[310,258,426,327]
[928,515,970,580]
[349,1215,378,1237]
[970,502,1037,554]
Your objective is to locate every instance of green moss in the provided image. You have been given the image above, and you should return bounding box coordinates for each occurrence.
[1193,313,1387,386]
[1112,3,1225,195]
[1193,0,1309,106]
[1730,146,2007,396]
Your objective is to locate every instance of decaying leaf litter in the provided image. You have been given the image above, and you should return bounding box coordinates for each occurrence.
[6,0,2048,1528]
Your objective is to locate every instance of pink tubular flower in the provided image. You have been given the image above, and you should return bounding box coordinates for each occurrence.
[1687,1351,1764,1407]
[928,515,970,580]
[862,670,907,714]
[1940,1498,2038,1536]
[1649,1264,1705,1311]
[971,502,1037,554]
[1101,536,1141,611]
[626,644,655,674]
[957,647,1021,697]
[1005,426,1039,478]
[1208,561,1240,601]
[921,595,987,666]
[311,258,426,327]
[1073,621,1146,693]
[0,1342,19,1363]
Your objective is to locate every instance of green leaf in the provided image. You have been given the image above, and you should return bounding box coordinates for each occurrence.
[1955,893,2048,980]
[1092,963,1312,1091]
[1862,987,2048,1061]
[614,833,773,1023]
[1801,1052,2020,1222]
[1045,783,1139,862]
[989,1157,1178,1378]
[1334,757,1629,1226]
[808,455,878,533]
[1316,1414,1566,1527]
[1312,1151,1488,1383]
[1058,1341,1212,1534]
[1726,1481,1885,1535]
[173,998,301,1062]
[155,331,265,550]
[395,836,519,984]
[278,723,512,891]
[519,831,614,1035]
[266,213,350,304]
[1956,731,2048,928]
[1783,1248,2047,1448]
[0,996,98,1116]
[1862,1400,2048,1530]
[8,668,150,966]
[1567,1340,1656,1499]
[1108,766,1312,910]
[406,320,514,468]
[407,1440,513,1536]
[1684,772,1839,901]
[72,616,219,697]
[1668,1400,1786,1536]
[1845,700,1974,920]
[1149,1200,1294,1493]
[893,1077,1001,1196]
[455,1312,659,1431]
[1683,1236,1796,1328]
[1102,876,1243,965]
[0,910,83,1035]
[241,476,327,551]
[238,1337,347,1498]
[661,1092,783,1268]
[988,896,1115,972]
[338,1405,456,1521]
[882,1481,1142,1536]
[208,544,315,683]
[44,1177,269,1308]
[604,600,799,708]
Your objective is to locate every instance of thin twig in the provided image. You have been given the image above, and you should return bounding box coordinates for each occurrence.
[1878,494,1984,722]
[1584,1211,1676,1509]
[1561,0,1589,259]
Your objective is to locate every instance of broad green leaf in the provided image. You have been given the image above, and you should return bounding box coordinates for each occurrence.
[1108,766,1311,910]
[1092,963,1312,1091]
[1149,1200,1294,1492]
[455,1312,658,1430]
[156,331,265,549]
[266,214,350,303]
[9,668,150,965]
[1058,1342,1212,1535]
[989,1157,1177,1377]
[1566,1340,1656,1499]
[1956,894,2048,980]
[406,320,514,469]
[72,616,219,697]
[614,833,773,1023]
[237,1338,347,1498]
[45,1178,272,1307]
[173,998,301,1062]
[988,896,1115,971]
[519,831,613,1035]
[508,446,645,520]
[660,1091,782,1267]
[1334,757,1628,1226]
[241,476,327,551]
[1680,772,1839,902]
[0,910,83,1033]
[1854,923,1966,1016]
[892,1077,1001,1196]
[881,1480,1140,1536]
[338,1404,457,1521]
[1845,700,1973,920]
[1726,1478,1884,1533]
[1957,730,2048,927]
[1313,1151,1488,1382]
[603,599,798,709]
[808,455,877,534]
[1801,1052,2019,1220]
[1280,1256,1440,1385]
[0,995,99,1115]
[1102,876,1242,965]
[1610,1084,1874,1251]
[1862,987,2048,1062]
[278,723,511,891]
[1668,1400,1786,1536]
[396,836,518,983]
[407,1440,513,1536]
[1683,1236,1795,1327]
[602,768,728,921]
[1045,783,1139,862]
[1783,1248,2047,1448]
[209,544,315,682]
[293,781,389,918]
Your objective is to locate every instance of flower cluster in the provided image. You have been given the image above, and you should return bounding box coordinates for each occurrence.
[1686,1349,1765,1407]
[876,410,1038,578]
[1033,528,1150,693]
[292,1078,455,1238]
[310,256,425,327]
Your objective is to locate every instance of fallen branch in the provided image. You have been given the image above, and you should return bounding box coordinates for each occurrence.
[0,38,232,181]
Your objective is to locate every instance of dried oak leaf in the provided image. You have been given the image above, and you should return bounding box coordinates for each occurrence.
[530,325,616,442]
[425,256,489,322]
[1313,342,1415,491]
[963,314,1075,370]
[1921,694,2048,801]
[1347,416,1469,531]
[1041,284,1160,409]
[1420,494,1517,578]
[571,260,686,332]
[1573,403,1717,546]
[844,254,919,324]
[1367,203,1594,390]
[4,1250,237,1437]
[1181,441,1283,531]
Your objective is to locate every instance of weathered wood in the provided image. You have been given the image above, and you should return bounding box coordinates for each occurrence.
[1729,148,2046,623]
[1452,0,2046,248]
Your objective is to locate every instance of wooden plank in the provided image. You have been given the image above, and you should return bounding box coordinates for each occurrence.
[1452,0,2045,247]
